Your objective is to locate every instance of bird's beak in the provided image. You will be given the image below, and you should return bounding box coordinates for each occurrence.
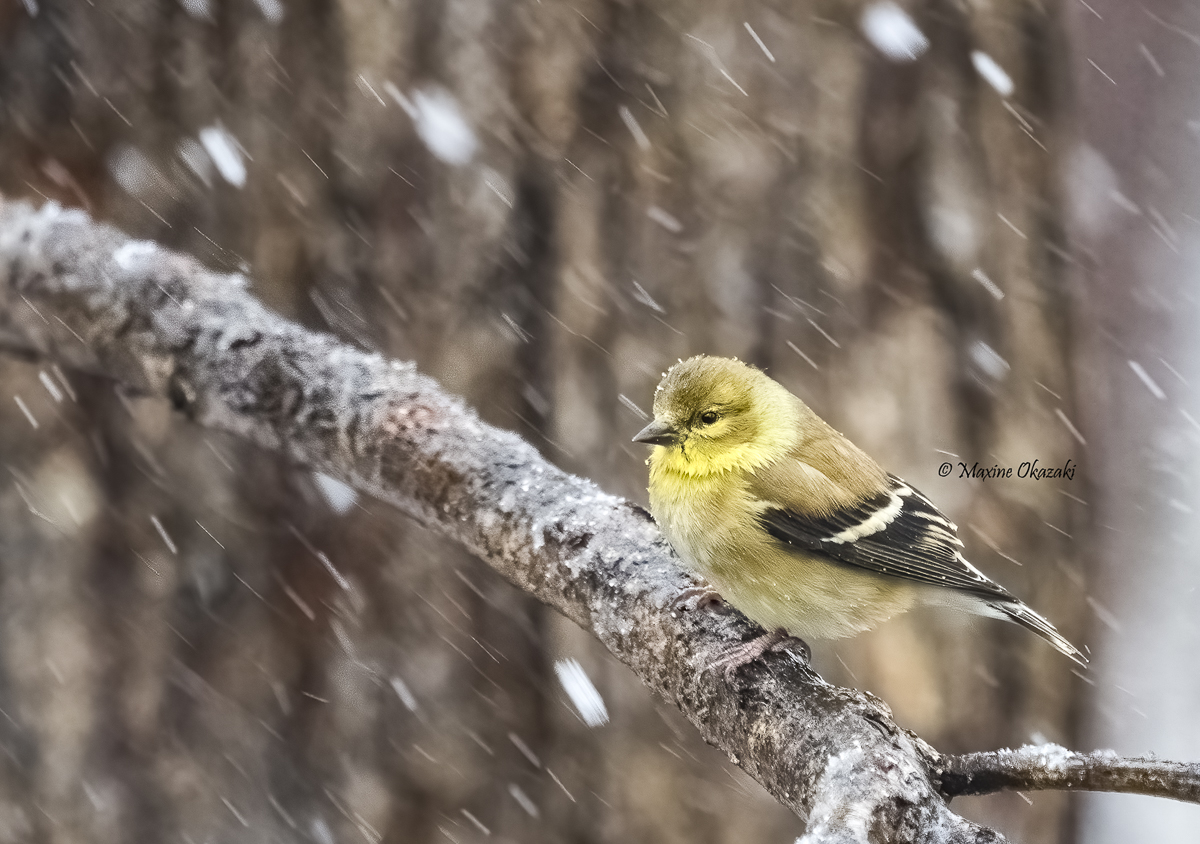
[633,419,680,447]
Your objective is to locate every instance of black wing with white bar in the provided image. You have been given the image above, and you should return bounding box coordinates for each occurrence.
[757,475,1015,600]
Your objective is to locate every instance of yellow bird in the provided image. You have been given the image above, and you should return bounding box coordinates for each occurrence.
[634,355,1085,668]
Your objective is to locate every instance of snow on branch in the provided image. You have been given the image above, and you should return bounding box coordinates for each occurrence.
[939,745,1200,804]
[1,197,1197,842]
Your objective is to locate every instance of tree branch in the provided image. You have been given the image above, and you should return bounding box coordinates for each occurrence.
[938,745,1200,804]
[0,197,1195,841]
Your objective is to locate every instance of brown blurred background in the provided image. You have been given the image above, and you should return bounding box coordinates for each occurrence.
[1,0,1198,841]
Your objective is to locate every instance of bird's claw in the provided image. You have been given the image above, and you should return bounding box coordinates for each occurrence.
[709,628,810,682]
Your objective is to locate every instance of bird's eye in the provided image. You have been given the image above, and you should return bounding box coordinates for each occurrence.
[700,411,719,426]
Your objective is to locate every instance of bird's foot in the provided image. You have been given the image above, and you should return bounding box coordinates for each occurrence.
[673,585,726,613]
[709,628,810,682]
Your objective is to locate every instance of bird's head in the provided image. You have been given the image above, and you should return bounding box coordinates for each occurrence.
[633,356,801,476]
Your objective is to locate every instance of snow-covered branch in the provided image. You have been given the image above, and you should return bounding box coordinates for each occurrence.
[938,745,1200,804]
[1,197,1196,842]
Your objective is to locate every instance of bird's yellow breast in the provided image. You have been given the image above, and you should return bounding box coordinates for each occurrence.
[647,465,758,572]
[648,457,917,639]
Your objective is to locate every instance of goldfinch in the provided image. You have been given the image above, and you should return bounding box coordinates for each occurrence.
[634,355,1086,666]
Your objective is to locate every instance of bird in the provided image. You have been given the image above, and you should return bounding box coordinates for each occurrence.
[632,355,1086,671]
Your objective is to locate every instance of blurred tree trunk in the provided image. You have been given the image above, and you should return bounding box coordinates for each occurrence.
[0,0,1089,842]
[1067,1,1200,841]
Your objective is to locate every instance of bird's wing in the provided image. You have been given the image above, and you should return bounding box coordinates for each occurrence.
[751,470,1015,601]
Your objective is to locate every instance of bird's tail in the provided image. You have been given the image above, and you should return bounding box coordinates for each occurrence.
[997,600,1088,666]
